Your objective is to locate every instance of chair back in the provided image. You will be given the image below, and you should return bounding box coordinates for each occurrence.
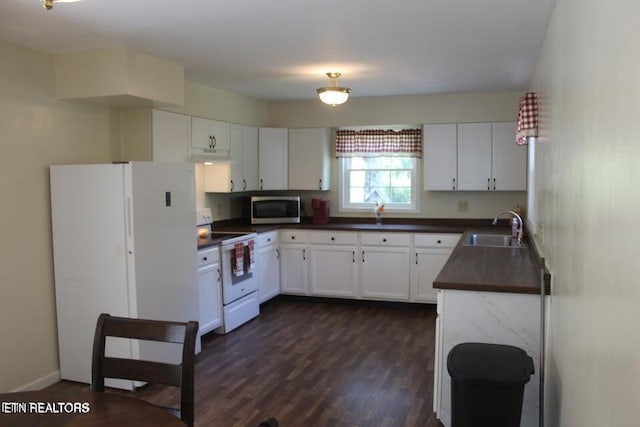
[91,313,199,427]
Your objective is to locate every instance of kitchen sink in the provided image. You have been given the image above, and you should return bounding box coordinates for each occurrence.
[462,233,527,248]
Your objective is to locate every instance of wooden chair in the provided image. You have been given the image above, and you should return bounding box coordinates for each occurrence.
[91,313,199,427]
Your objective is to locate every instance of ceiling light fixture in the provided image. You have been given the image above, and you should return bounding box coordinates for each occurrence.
[42,0,81,10]
[317,72,351,106]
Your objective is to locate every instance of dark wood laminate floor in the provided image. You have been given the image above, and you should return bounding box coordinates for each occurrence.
[46,297,442,427]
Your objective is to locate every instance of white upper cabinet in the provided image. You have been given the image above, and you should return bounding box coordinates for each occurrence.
[258,127,288,190]
[288,128,331,191]
[491,122,526,191]
[191,116,231,158]
[242,126,259,192]
[423,121,526,191]
[423,124,458,190]
[457,123,493,191]
[151,109,191,162]
[203,124,258,193]
[119,108,190,162]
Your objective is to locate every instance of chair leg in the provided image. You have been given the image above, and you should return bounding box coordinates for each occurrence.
[256,417,279,427]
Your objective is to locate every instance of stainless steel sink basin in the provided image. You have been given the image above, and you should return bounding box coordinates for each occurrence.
[462,233,527,248]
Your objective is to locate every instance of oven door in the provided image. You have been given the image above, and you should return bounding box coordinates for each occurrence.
[220,240,258,305]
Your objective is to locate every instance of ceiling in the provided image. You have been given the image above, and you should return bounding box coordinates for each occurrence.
[0,0,556,102]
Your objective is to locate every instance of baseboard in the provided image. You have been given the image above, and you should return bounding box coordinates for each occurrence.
[11,370,61,392]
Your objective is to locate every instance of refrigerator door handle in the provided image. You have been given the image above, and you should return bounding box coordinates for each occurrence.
[126,196,133,239]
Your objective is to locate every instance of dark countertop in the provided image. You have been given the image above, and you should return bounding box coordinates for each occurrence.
[203,217,550,295]
[433,230,546,295]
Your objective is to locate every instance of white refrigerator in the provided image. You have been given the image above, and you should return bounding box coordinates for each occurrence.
[50,162,199,389]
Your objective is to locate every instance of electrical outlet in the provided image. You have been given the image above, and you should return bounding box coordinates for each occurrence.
[457,200,469,212]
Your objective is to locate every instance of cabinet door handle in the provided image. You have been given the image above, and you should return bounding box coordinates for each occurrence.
[416,253,418,265]
[243,179,247,191]
[452,178,456,190]
[211,135,217,149]
[230,180,234,191]
[276,248,280,260]
[216,268,221,282]
[352,251,355,263]
[487,178,491,190]
[362,251,365,263]
[493,178,496,190]
[303,249,306,260]
[319,179,322,190]
[260,178,264,190]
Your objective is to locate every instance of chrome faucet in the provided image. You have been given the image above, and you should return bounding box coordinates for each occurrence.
[492,210,524,246]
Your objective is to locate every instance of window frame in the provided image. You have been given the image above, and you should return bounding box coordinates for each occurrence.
[338,156,421,213]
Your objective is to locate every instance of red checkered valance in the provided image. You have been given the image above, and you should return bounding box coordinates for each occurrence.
[516,92,538,145]
[335,128,422,158]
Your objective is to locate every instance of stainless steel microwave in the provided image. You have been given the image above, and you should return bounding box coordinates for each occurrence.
[250,196,300,224]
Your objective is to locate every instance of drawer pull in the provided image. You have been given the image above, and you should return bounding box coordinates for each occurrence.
[291,236,295,240]
[331,237,335,241]
[382,238,387,242]
[437,240,442,244]
[202,257,207,261]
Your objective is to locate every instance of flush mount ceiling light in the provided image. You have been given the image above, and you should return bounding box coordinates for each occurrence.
[42,0,81,10]
[316,72,351,106]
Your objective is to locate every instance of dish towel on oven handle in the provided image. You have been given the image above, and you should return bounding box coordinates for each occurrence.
[233,242,244,277]
[247,239,256,273]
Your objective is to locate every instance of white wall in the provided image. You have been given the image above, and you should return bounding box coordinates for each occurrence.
[529,0,640,426]
[0,40,119,392]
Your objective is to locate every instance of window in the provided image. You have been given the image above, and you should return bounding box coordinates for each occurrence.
[336,127,421,213]
[340,156,419,212]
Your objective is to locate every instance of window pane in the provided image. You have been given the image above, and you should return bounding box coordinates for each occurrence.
[350,187,365,203]
[370,170,390,187]
[351,170,365,187]
[391,170,411,186]
[341,156,417,211]
[390,187,411,203]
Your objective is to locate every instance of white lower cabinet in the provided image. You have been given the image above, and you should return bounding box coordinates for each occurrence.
[411,233,461,303]
[256,231,280,303]
[277,230,458,304]
[279,230,308,295]
[196,247,222,335]
[309,232,358,298]
[360,233,411,301]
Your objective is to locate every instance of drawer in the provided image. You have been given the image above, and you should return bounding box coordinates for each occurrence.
[360,232,411,246]
[257,230,279,248]
[414,233,461,248]
[197,246,219,268]
[280,229,308,243]
[309,231,358,245]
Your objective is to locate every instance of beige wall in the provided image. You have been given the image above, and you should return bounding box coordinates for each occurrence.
[530,0,640,425]
[260,91,527,220]
[162,80,269,127]
[0,41,119,391]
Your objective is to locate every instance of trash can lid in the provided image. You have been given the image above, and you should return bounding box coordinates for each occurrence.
[447,342,535,385]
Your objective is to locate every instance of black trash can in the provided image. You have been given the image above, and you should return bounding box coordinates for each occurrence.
[447,342,534,427]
